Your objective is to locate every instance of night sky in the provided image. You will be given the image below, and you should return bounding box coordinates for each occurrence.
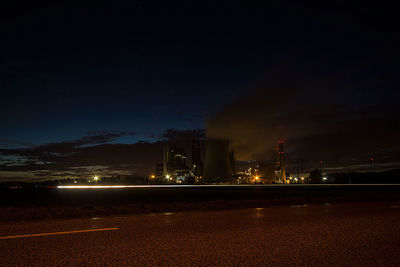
[1,2,399,180]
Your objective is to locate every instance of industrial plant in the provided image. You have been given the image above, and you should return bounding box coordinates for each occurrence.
[152,138,303,185]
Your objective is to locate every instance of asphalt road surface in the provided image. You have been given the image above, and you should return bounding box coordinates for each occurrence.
[0,202,399,266]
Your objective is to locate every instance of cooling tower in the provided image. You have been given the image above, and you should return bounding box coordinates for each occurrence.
[203,139,232,183]
[260,163,275,184]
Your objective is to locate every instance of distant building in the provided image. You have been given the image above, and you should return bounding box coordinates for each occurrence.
[191,139,203,176]
[254,141,288,184]
[163,145,188,181]
[155,163,164,178]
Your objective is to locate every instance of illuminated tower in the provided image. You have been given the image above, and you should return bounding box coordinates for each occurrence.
[278,141,287,184]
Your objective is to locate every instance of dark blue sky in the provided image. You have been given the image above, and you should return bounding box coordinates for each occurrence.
[1,2,283,146]
[1,1,399,179]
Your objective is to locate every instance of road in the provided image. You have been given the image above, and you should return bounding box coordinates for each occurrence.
[0,202,399,266]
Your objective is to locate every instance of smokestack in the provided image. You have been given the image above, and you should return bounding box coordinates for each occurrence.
[203,139,232,183]
[278,140,287,184]
[191,139,202,176]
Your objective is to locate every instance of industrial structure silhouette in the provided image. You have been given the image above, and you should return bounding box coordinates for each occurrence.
[156,138,288,184]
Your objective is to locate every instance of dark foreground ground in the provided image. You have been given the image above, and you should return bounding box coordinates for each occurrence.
[1,184,400,222]
[0,202,399,266]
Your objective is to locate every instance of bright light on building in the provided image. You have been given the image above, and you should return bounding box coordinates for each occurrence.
[150,174,155,179]
[93,175,99,181]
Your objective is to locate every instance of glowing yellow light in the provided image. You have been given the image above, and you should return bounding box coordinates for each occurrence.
[166,174,170,179]
[150,175,155,178]
[255,176,259,180]
[93,175,99,181]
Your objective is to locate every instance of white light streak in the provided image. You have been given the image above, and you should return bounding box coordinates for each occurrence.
[56,184,400,189]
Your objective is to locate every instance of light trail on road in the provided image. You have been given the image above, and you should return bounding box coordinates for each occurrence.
[0,228,119,240]
[57,184,400,189]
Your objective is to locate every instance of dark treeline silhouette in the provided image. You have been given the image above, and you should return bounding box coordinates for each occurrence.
[309,169,400,184]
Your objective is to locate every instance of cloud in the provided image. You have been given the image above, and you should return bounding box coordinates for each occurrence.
[0,129,202,181]
[83,130,136,136]
[0,138,36,149]
[0,131,136,157]
[206,67,400,170]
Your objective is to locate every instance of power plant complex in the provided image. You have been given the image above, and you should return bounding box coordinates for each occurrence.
[153,138,292,184]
